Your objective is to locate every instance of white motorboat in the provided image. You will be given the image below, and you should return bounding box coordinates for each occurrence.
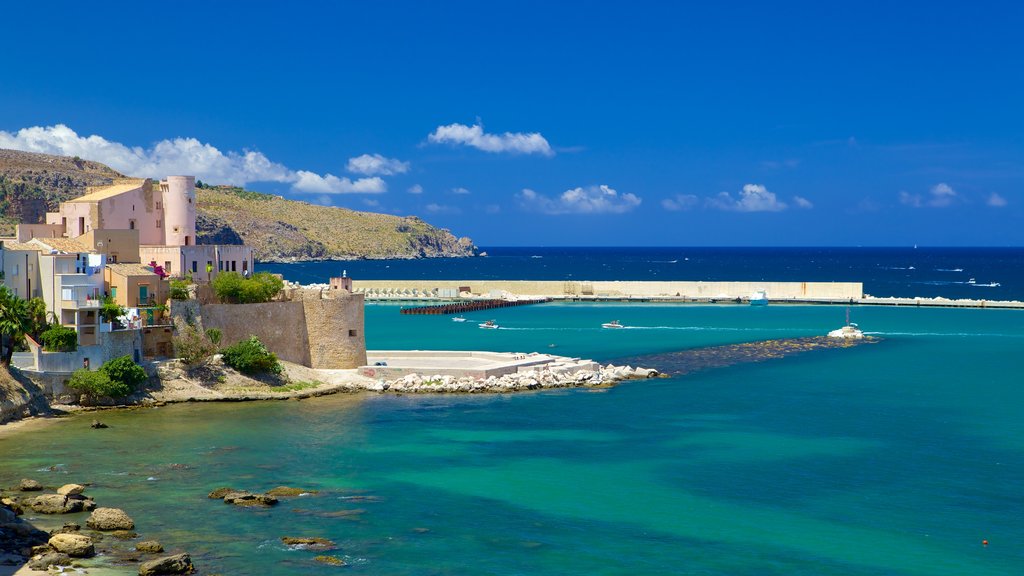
[479,320,499,329]
[602,320,624,329]
[750,290,769,306]
[828,307,864,339]
[452,316,467,322]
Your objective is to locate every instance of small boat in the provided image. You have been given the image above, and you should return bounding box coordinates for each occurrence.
[828,307,864,339]
[479,320,499,329]
[602,320,624,329]
[749,290,769,306]
[452,316,467,322]
[967,278,976,285]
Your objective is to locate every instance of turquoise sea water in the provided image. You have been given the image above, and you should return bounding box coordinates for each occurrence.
[3,303,1024,575]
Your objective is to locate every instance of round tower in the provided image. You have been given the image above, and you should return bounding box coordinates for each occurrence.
[162,176,196,246]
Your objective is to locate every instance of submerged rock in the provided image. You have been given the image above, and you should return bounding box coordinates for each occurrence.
[314,554,347,566]
[91,420,109,429]
[48,533,94,557]
[266,486,318,497]
[281,536,336,550]
[138,552,194,575]
[87,507,135,531]
[207,487,235,499]
[222,491,278,506]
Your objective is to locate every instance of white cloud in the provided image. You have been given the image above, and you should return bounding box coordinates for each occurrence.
[661,194,699,211]
[0,124,386,195]
[900,183,960,208]
[427,122,554,156]
[407,184,423,194]
[292,171,386,194]
[346,153,409,176]
[928,182,957,207]
[425,203,460,214]
[518,184,641,215]
[987,192,1008,207]
[484,204,501,214]
[362,198,381,208]
[708,184,787,212]
[793,196,814,209]
[451,187,471,195]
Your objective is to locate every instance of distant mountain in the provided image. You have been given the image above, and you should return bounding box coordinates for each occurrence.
[0,149,477,262]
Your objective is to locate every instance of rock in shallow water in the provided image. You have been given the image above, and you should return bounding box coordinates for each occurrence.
[314,554,347,566]
[281,536,336,550]
[137,540,165,553]
[47,533,94,557]
[87,507,135,531]
[223,491,278,506]
[28,551,72,570]
[138,552,194,575]
[19,479,43,491]
[56,483,85,496]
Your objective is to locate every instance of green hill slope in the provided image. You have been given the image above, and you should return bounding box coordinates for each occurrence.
[0,149,476,262]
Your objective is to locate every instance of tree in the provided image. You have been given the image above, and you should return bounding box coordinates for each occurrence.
[40,325,78,352]
[24,297,49,342]
[173,318,218,366]
[67,368,130,399]
[0,286,30,365]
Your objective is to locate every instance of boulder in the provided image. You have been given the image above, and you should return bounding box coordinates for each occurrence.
[112,530,139,539]
[49,522,81,535]
[56,483,86,496]
[207,487,235,499]
[28,494,85,514]
[137,540,164,553]
[28,551,72,570]
[281,536,335,550]
[222,491,277,506]
[87,507,135,531]
[48,533,95,557]
[19,478,43,491]
[0,506,16,523]
[138,553,194,575]
[91,419,109,428]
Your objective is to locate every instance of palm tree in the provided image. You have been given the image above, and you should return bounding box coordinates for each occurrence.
[0,286,30,366]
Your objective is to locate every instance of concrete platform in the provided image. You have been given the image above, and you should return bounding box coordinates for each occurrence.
[360,350,599,380]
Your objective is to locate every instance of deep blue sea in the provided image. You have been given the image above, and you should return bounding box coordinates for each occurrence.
[2,247,1023,575]
[258,246,1024,301]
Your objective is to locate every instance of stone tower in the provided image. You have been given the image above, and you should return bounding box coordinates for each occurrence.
[160,176,196,246]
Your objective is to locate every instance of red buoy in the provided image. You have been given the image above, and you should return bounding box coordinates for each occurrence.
[982,540,989,547]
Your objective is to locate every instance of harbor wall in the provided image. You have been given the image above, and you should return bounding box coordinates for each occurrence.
[351,280,863,300]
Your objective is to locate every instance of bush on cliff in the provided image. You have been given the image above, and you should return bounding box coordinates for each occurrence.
[99,355,147,391]
[173,319,218,366]
[68,368,131,399]
[221,336,282,375]
[212,272,283,304]
[40,325,78,352]
[169,279,191,301]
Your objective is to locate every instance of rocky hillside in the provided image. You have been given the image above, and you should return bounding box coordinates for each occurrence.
[0,149,477,261]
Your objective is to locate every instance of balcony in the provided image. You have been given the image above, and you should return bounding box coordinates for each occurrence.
[61,293,102,309]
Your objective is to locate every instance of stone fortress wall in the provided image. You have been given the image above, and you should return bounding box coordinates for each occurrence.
[192,287,367,369]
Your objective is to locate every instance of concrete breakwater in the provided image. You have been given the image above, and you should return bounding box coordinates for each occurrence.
[353,279,864,302]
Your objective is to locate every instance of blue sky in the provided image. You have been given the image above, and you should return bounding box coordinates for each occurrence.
[1,1,1021,246]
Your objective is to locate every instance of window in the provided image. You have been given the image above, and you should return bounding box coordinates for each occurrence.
[156,219,162,228]
[111,287,117,298]
[188,198,192,204]
[218,261,223,271]
[231,261,237,272]
[191,261,198,273]
[110,254,117,263]
[129,219,136,230]
[11,264,18,275]
[164,261,172,273]
[62,288,73,300]
[348,330,357,337]
[156,201,161,210]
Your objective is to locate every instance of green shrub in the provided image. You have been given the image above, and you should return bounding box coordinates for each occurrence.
[205,327,222,347]
[173,319,218,365]
[99,355,147,391]
[100,296,127,323]
[221,336,282,375]
[67,368,131,398]
[40,325,78,352]
[170,279,191,300]
[212,272,283,304]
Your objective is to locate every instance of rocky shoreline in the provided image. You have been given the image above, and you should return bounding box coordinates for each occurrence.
[1,480,193,575]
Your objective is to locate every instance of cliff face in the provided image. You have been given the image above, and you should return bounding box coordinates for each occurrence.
[0,149,477,261]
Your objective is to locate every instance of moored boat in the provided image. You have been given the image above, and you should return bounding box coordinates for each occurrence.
[749,290,769,306]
